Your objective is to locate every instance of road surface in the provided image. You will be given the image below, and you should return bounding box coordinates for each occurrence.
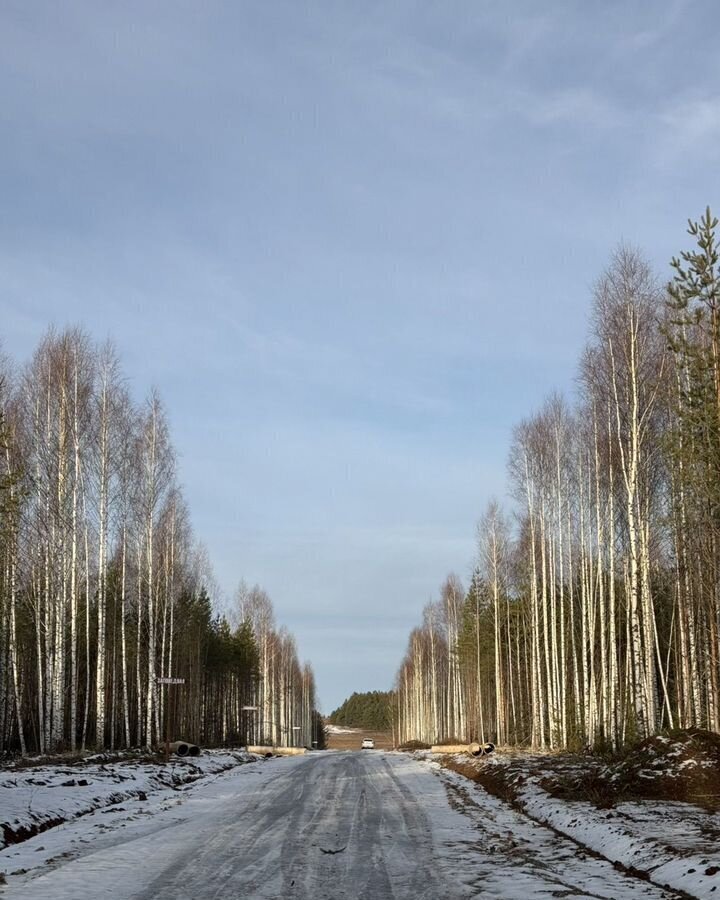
[3,751,683,899]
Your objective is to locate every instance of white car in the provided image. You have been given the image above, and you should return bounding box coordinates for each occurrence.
[361,738,375,750]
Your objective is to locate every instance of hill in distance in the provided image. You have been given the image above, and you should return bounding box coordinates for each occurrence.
[327,691,393,731]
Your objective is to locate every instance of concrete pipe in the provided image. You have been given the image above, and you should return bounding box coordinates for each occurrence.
[187,744,201,757]
[169,741,190,757]
[468,741,496,757]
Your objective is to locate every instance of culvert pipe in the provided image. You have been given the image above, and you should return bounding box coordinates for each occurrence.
[169,741,190,757]
[468,741,496,757]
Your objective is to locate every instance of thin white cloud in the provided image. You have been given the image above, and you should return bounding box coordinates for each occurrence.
[655,94,720,166]
[616,0,691,52]
[521,86,627,130]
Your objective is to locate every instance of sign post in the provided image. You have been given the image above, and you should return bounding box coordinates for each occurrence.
[156,677,186,762]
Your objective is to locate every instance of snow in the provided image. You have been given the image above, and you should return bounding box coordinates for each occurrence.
[1,750,257,860]
[436,750,720,900]
[427,760,676,899]
[1,751,296,899]
[0,747,716,898]
[518,782,720,899]
[1,753,472,899]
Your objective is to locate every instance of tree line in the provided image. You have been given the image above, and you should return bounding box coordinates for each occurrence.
[395,209,720,751]
[0,328,320,755]
[328,690,392,730]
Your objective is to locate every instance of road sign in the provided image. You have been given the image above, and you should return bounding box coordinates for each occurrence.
[156,677,185,685]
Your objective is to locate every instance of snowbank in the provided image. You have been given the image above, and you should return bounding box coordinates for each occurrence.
[519,784,720,899]
[0,749,257,851]
[431,736,720,900]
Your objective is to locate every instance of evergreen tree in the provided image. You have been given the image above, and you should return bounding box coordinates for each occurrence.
[666,208,720,522]
[328,691,393,730]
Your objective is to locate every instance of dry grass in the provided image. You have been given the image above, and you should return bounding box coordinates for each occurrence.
[444,757,521,805]
[3,749,160,771]
[541,729,720,810]
[442,729,720,812]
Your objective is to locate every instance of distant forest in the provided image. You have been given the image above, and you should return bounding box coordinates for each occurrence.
[328,691,392,730]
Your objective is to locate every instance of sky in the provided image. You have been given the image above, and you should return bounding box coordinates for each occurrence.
[2,0,719,712]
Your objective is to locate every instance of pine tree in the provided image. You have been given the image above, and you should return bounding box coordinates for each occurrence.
[665,208,720,728]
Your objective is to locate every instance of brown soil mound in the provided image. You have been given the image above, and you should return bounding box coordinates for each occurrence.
[445,757,522,804]
[542,729,720,810]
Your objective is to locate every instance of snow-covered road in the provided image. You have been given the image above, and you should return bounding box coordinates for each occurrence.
[2,752,685,899]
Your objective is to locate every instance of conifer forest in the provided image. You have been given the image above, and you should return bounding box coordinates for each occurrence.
[394,210,720,751]
[0,330,319,754]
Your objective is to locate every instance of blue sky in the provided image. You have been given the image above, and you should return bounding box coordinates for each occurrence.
[2,1,719,711]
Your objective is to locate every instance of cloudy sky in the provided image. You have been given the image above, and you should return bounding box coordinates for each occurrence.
[2,0,718,711]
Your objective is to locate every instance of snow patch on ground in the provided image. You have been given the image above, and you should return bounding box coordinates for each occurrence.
[3,745,717,898]
[0,749,257,857]
[518,783,720,899]
[423,757,676,898]
[436,749,720,900]
[0,752,300,897]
